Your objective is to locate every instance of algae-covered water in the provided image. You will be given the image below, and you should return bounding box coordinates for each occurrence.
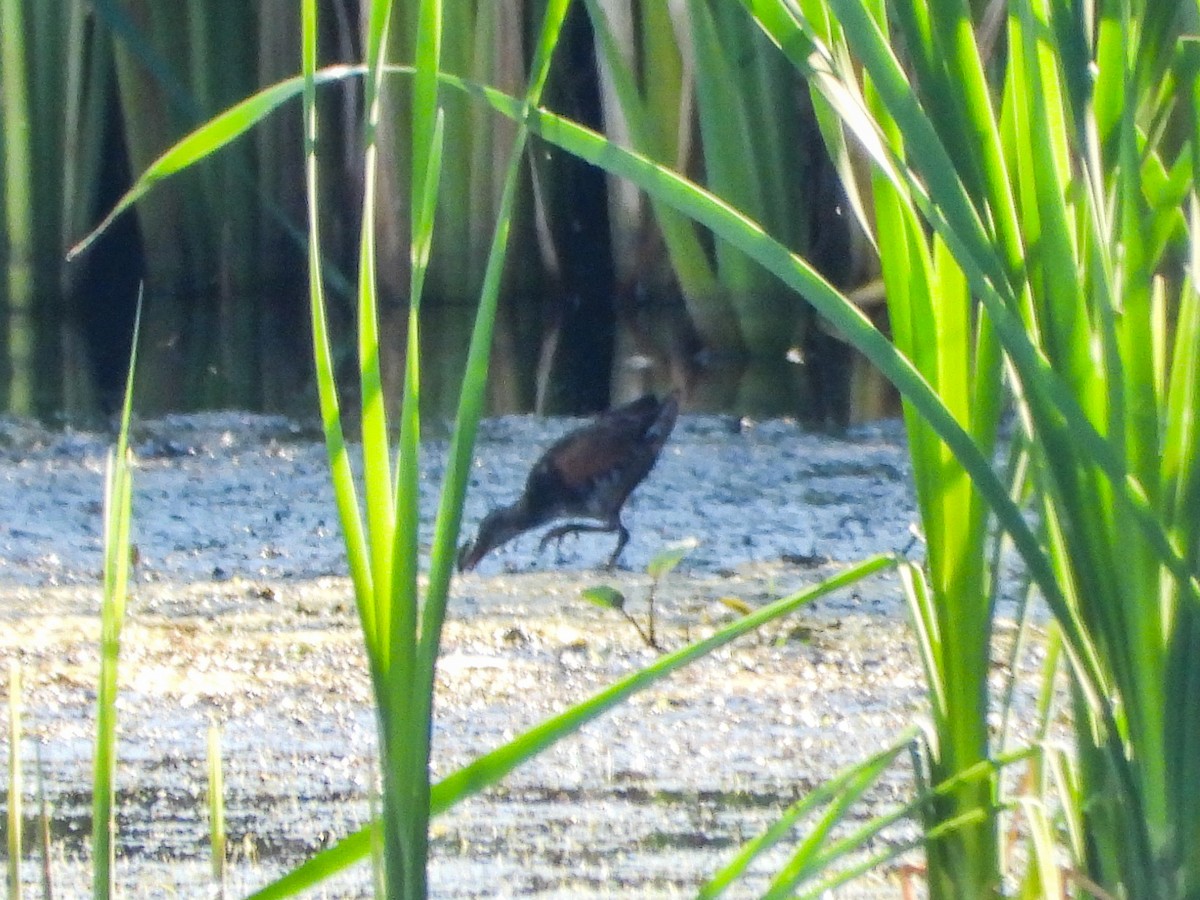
[2,412,945,897]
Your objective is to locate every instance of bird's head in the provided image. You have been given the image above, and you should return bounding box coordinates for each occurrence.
[457,504,529,571]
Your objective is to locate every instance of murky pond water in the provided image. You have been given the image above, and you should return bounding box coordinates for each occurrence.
[0,412,959,896]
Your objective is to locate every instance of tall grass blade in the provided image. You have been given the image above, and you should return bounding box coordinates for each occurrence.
[300,0,573,894]
[7,661,21,900]
[34,744,52,900]
[417,0,575,699]
[699,728,919,897]
[300,43,372,630]
[91,293,141,899]
[355,0,397,673]
[207,724,225,897]
[245,826,378,900]
[373,0,438,889]
[713,744,1033,899]
[739,0,1200,893]
[788,808,989,900]
[0,0,35,412]
[67,66,362,261]
[300,3,383,893]
[788,750,1022,892]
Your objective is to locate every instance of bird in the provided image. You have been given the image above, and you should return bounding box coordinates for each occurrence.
[457,392,680,571]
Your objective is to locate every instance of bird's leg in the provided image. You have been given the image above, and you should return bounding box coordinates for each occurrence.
[604,522,631,570]
[537,522,618,561]
[537,523,579,553]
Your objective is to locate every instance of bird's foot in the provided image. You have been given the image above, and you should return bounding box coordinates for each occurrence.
[537,527,576,565]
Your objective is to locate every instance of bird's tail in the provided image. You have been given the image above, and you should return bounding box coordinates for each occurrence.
[646,391,680,445]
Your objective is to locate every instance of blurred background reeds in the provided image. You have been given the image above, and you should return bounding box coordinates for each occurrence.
[1,0,875,423]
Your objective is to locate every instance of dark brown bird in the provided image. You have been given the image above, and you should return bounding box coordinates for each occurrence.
[458,392,680,571]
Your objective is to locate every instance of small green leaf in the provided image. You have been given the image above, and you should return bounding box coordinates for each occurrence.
[581,586,626,611]
[647,537,699,580]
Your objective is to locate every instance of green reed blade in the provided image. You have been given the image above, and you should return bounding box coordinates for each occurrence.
[7,661,21,900]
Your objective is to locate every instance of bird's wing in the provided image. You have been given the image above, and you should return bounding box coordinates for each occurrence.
[543,424,634,490]
[543,399,669,487]
[524,395,679,515]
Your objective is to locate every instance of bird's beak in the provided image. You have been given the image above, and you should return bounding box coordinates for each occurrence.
[457,539,479,572]
[457,506,526,572]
